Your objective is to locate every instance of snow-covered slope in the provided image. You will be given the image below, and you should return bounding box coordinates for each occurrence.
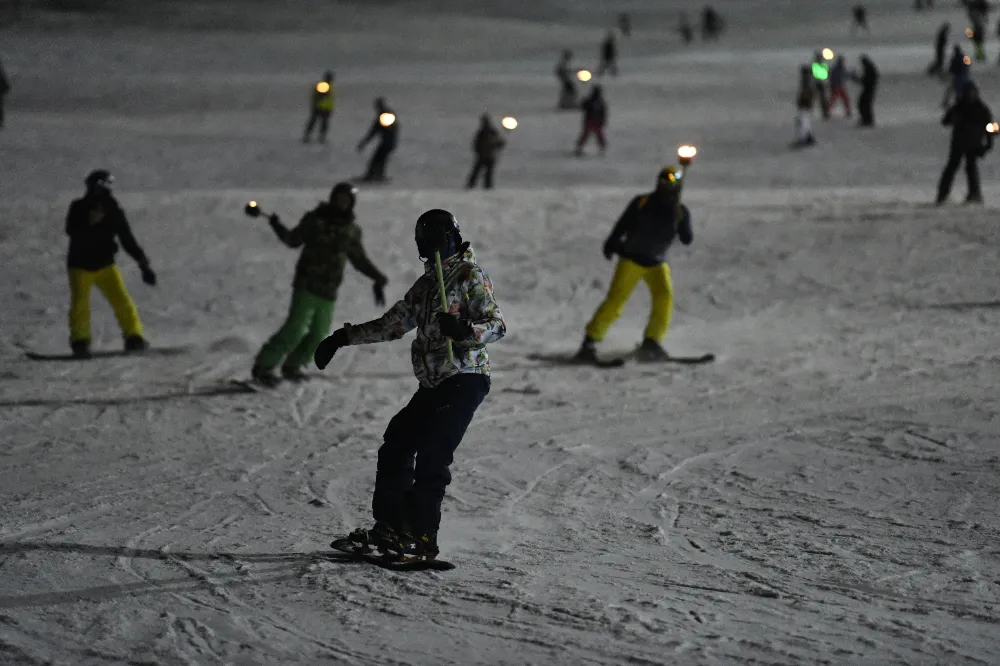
[2,1,999,664]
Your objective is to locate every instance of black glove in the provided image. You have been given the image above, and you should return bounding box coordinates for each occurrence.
[437,312,472,341]
[314,327,350,369]
[140,262,157,286]
[268,213,281,226]
[602,238,619,261]
[373,280,387,307]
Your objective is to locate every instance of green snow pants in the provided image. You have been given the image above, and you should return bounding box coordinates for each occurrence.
[254,289,336,372]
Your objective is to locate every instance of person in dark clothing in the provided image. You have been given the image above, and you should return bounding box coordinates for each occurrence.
[812,51,831,120]
[971,16,987,62]
[828,55,851,118]
[556,50,578,110]
[936,82,994,204]
[679,12,694,44]
[852,55,878,127]
[794,66,817,147]
[598,30,618,77]
[251,182,388,386]
[466,114,506,189]
[357,97,398,182]
[618,12,631,37]
[575,166,694,363]
[0,55,9,129]
[944,46,971,107]
[851,4,869,35]
[65,170,156,358]
[303,71,335,143]
[928,23,950,76]
[575,85,607,156]
[701,6,722,40]
[319,209,507,562]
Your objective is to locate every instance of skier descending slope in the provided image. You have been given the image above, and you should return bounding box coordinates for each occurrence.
[315,210,506,562]
[574,165,694,363]
[251,182,388,387]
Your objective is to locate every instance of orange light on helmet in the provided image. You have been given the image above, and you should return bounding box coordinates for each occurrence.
[379,112,396,127]
[822,48,834,61]
[577,69,592,82]
[316,81,330,94]
[501,116,518,130]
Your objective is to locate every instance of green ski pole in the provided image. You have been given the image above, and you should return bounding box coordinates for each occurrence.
[434,250,455,364]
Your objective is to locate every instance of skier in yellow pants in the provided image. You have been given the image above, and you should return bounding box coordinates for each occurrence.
[66,170,157,358]
[575,166,694,362]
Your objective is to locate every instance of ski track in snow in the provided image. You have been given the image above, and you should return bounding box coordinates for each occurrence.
[2,0,1000,664]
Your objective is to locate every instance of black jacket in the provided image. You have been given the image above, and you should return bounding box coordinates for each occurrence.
[605,193,692,267]
[855,59,878,91]
[943,98,994,151]
[66,194,147,271]
[581,94,607,124]
[360,109,398,150]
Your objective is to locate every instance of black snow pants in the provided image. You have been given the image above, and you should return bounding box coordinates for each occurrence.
[937,147,982,201]
[303,110,331,142]
[363,142,394,181]
[466,158,496,189]
[372,373,490,537]
[858,87,875,126]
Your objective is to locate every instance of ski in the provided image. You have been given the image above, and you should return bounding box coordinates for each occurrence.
[322,551,455,571]
[25,346,190,362]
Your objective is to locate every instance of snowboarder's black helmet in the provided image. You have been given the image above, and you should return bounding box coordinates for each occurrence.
[415,209,462,260]
[657,166,682,190]
[330,181,358,209]
[85,169,114,191]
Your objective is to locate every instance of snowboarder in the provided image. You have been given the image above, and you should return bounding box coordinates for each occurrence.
[936,82,994,205]
[466,114,506,189]
[811,51,831,120]
[828,55,851,118]
[302,71,335,143]
[0,54,8,129]
[575,85,607,156]
[928,23,950,77]
[944,46,971,108]
[556,50,578,110]
[795,66,817,147]
[65,170,156,358]
[251,182,388,386]
[701,6,722,41]
[598,30,618,77]
[316,209,507,561]
[679,12,694,45]
[357,97,398,182]
[574,166,694,363]
[851,4,869,35]
[853,54,878,127]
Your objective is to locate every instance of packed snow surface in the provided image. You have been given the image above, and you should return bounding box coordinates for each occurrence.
[1,1,999,664]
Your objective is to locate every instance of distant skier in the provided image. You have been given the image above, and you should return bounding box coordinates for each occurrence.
[971,15,987,62]
[936,82,994,205]
[466,114,506,189]
[303,70,335,144]
[828,55,851,118]
[65,170,156,358]
[574,166,694,363]
[318,209,507,561]
[928,23,950,77]
[701,6,723,41]
[357,97,398,182]
[555,50,578,110]
[812,52,831,120]
[618,12,631,37]
[944,46,970,108]
[598,30,618,77]
[794,66,817,147]
[251,182,388,386]
[0,54,8,129]
[679,12,694,44]
[851,4,869,35]
[575,85,607,156]
[853,54,879,127]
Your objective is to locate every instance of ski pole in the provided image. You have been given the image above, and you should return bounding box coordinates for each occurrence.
[434,250,455,364]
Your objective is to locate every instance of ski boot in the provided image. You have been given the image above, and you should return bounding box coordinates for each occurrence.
[331,521,400,556]
[281,366,309,382]
[124,335,148,352]
[572,336,598,363]
[251,365,281,388]
[633,337,670,362]
[71,340,92,359]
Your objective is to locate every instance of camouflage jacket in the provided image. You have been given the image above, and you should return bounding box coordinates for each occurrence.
[344,244,506,388]
[270,203,385,301]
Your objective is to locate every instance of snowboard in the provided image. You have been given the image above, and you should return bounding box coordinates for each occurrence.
[623,351,715,365]
[25,346,189,362]
[322,551,456,571]
[526,352,626,369]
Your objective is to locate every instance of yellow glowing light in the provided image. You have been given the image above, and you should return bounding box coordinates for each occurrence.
[964,56,972,65]
[987,122,999,134]
[577,69,592,82]
[822,48,834,61]
[248,201,257,208]
[678,145,698,160]
[501,116,518,130]
[965,27,975,38]
[316,81,330,94]
[379,112,396,127]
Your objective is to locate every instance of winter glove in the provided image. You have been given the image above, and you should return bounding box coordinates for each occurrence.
[267,213,281,227]
[602,238,619,261]
[314,327,350,370]
[436,312,473,341]
[139,262,157,286]
[373,279,387,308]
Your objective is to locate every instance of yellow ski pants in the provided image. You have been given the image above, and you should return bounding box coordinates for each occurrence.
[69,265,143,342]
[585,258,673,343]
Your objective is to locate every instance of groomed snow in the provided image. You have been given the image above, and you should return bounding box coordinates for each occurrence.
[1,1,999,664]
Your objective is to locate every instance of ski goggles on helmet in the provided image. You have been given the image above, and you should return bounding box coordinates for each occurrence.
[658,167,683,187]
